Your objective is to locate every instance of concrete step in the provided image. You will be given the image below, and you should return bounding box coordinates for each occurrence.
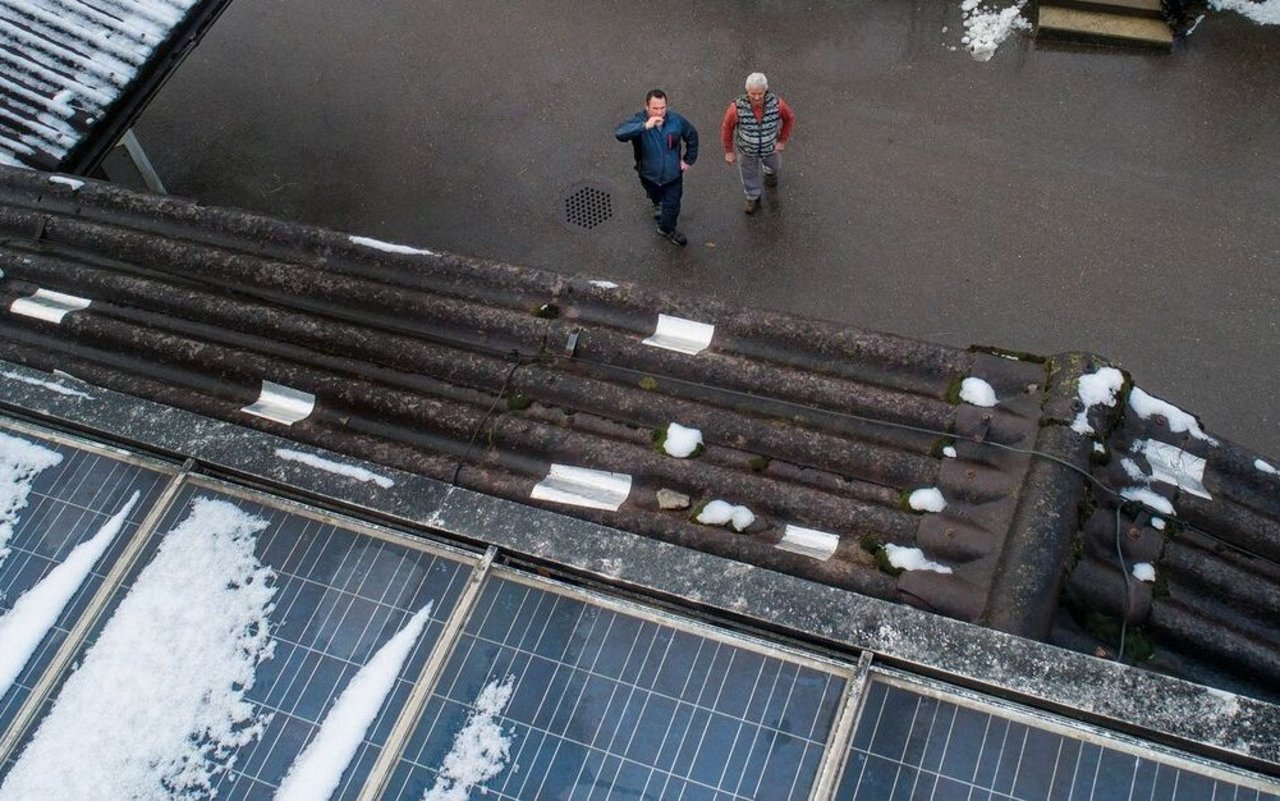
[1036,6,1174,50]
[1039,0,1165,19]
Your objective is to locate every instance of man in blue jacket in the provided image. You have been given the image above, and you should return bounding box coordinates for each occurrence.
[615,89,699,246]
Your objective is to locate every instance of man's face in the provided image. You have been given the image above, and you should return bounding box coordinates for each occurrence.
[646,97,668,120]
[747,88,766,105]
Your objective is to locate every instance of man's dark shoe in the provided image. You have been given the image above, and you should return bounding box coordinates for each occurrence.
[764,171,778,188]
[652,203,661,219]
[743,197,759,215]
[657,227,687,246]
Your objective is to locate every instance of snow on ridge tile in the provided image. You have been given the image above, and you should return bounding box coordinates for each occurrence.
[1128,386,1218,445]
[531,464,632,511]
[1137,439,1211,500]
[1132,562,1156,582]
[959,377,997,407]
[884,543,953,574]
[275,602,434,801]
[241,380,315,425]
[275,448,394,488]
[1071,366,1124,436]
[9,288,92,324]
[775,525,839,561]
[908,487,947,513]
[588,280,618,289]
[424,674,517,801]
[0,497,277,800]
[0,491,138,699]
[642,314,714,355]
[662,422,703,458]
[0,431,64,566]
[1255,459,1278,477]
[0,369,94,398]
[348,235,436,256]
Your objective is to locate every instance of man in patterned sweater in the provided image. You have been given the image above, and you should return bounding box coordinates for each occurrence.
[721,72,795,215]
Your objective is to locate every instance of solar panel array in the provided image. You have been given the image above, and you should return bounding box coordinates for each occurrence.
[383,574,850,801]
[0,420,1277,801]
[0,427,171,738]
[836,678,1280,801]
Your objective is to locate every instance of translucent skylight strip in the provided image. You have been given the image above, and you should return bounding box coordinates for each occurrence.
[642,314,715,355]
[9,289,91,324]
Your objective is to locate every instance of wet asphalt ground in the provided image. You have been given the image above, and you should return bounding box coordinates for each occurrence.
[134,1,1280,457]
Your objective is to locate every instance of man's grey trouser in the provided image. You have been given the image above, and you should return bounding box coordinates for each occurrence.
[738,151,781,200]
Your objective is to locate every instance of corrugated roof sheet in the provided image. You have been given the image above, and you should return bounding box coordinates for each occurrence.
[0,165,1277,707]
[0,0,201,170]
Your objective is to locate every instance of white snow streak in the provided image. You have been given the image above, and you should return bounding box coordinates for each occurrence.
[0,431,63,567]
[275,448,394,488]
[1128,387,1217,444]
[47,175,84,190]
[1120,486,1175,517]
[0,497,277,801]
[274,602,434,801]
[1,369,93,398]
[1256,459,1278,476]
[0,491,138,699]
[349,235,436,256]
[424,675,517,801]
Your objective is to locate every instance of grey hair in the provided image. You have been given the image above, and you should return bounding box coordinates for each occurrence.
[745,72,768,91]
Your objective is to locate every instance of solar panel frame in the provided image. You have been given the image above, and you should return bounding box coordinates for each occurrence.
[0,419,177,749]
[0,474,482,799]
[380,567,857,801]
[834,669,1280,801]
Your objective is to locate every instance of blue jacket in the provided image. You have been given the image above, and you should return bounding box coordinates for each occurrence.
[615,109,699,186]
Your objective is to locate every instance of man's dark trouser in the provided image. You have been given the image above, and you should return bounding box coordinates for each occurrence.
[640,176,683,234]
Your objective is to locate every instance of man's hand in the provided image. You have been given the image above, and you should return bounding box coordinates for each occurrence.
[645,115,664,129]
[775,141,787,152]
[724,152,736,164]
[680,159,691,172]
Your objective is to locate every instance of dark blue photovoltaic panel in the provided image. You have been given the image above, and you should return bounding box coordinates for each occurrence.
[0,481,475,800]
[835,680,1280,801]
[382,575,848,801]
[0,431,171,740]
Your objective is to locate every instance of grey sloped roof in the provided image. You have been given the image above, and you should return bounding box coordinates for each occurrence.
[0,164,1277,709]
[0,0,215,171]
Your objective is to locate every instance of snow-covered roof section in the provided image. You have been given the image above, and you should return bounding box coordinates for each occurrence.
[0,0,209,171]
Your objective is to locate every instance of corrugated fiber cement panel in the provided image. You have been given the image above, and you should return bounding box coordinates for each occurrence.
[0,478,476,799]
[0,424,172,739]
[836,676,1280,801]
[384,572,850,800]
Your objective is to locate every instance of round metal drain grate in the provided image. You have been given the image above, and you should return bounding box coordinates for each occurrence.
[562,185,613,230]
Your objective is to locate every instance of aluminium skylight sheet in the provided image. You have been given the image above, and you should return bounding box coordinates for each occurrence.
[0,426,171,742]
[835,676,1279,801]
[382,571,850,801]
[0,479,476,800]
